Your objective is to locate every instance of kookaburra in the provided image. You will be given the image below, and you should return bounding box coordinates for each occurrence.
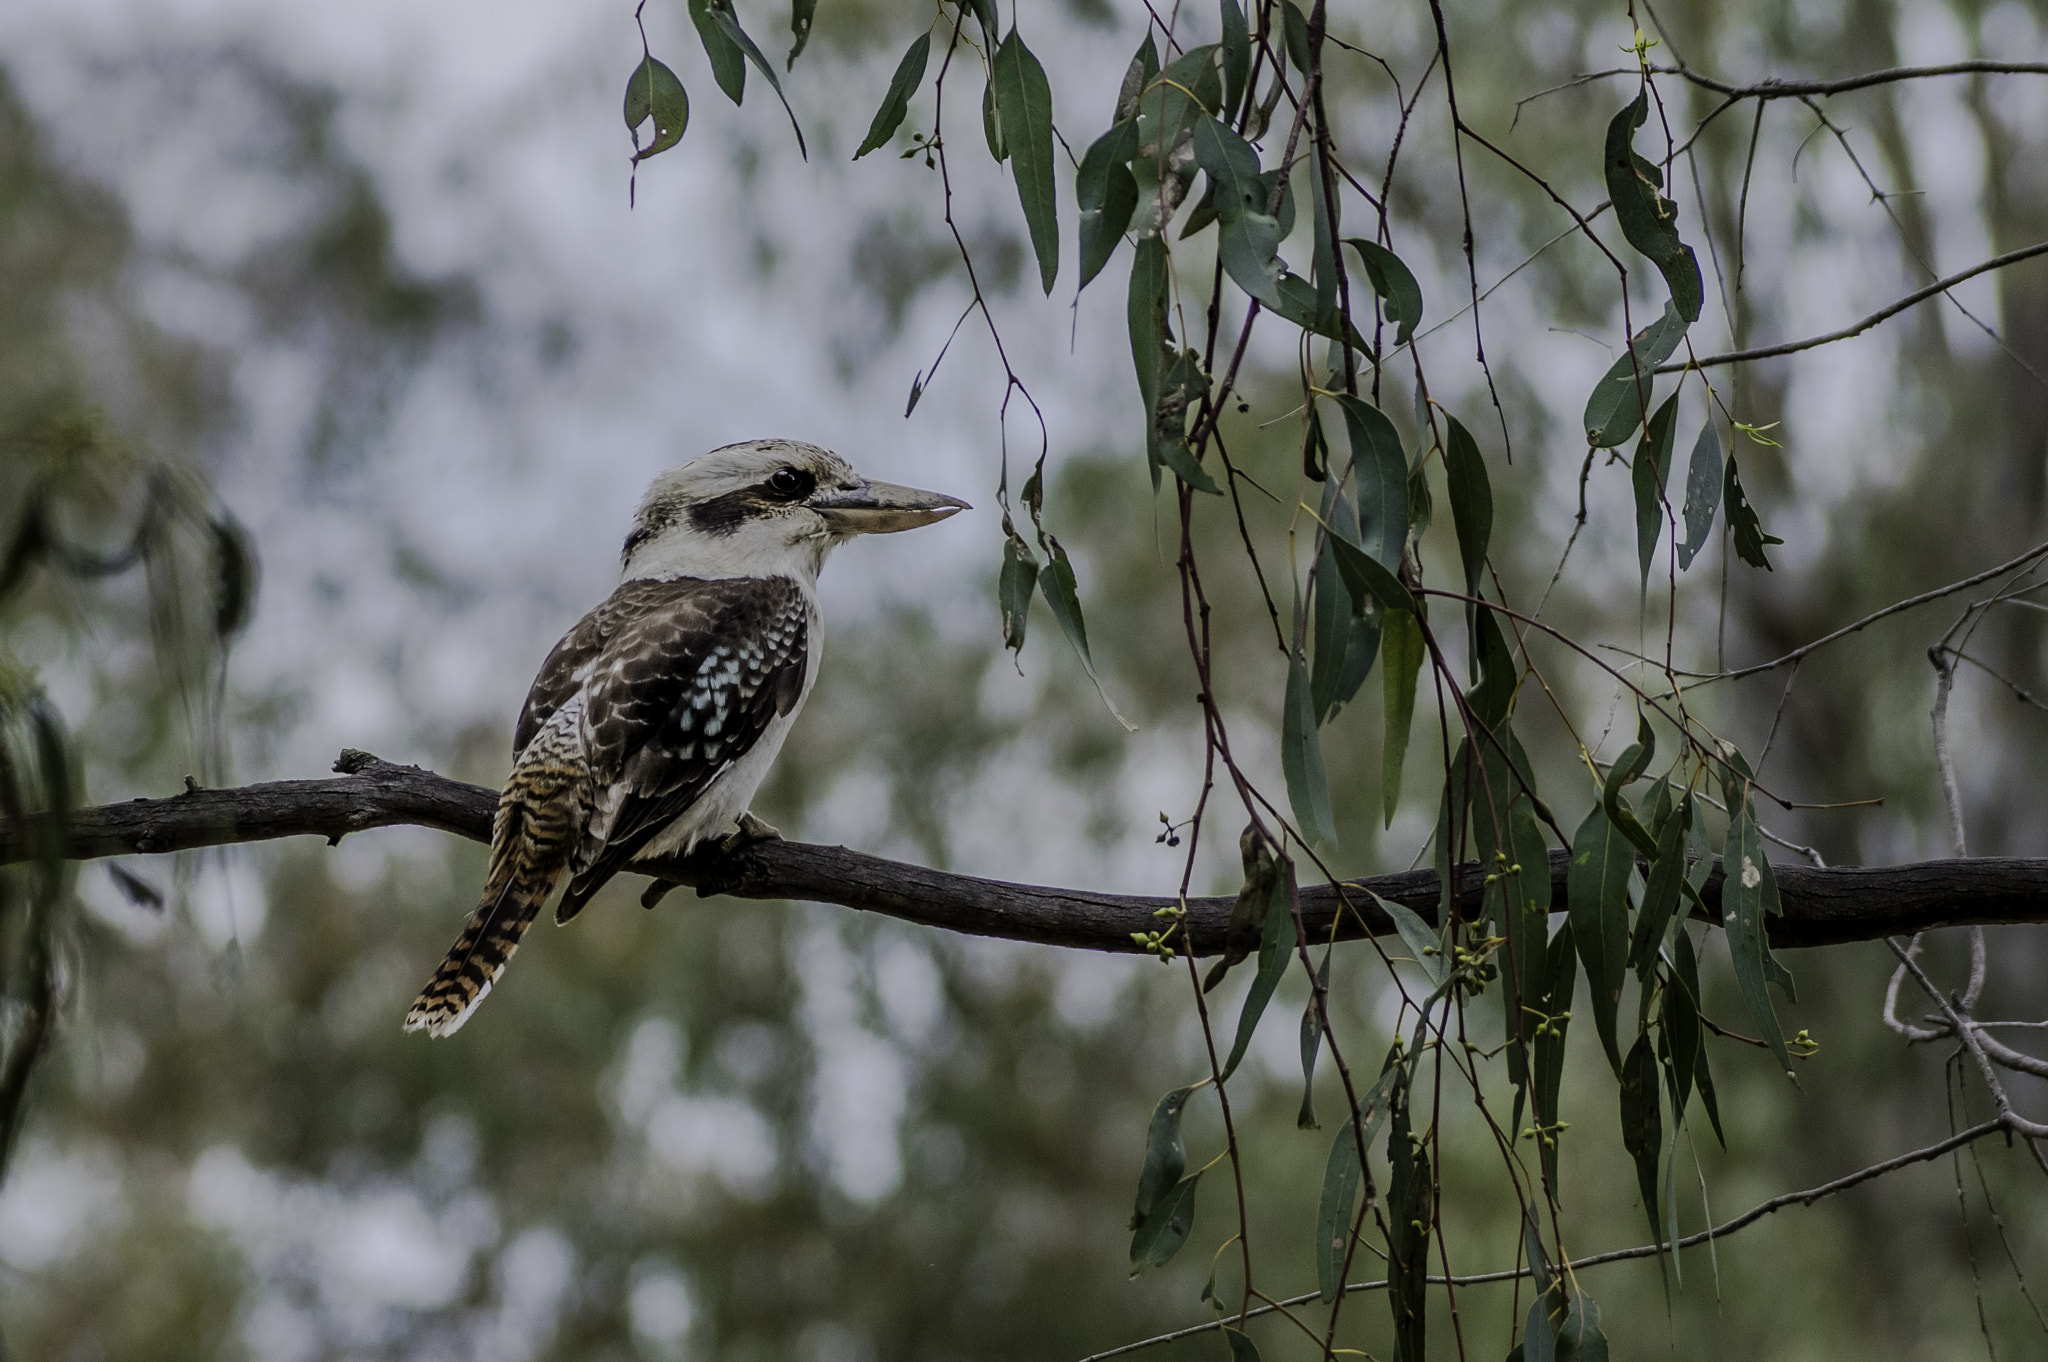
[405,440,966,1036]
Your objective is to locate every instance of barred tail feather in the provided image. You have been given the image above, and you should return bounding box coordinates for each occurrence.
[405,757,584,1037]
[403,874,553,1036]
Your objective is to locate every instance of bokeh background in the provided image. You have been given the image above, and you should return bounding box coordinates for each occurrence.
[2,0,2046,1356]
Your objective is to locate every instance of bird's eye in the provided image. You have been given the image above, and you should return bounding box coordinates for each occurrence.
[769,468,805,496]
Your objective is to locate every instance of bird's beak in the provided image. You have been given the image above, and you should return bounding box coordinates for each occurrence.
[812,479,971,535]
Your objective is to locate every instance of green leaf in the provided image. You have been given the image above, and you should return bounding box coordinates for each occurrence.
[992,29,1059,293]
[1632,394,1679,590]
[1630,793,1688,972]
[1619,1030,1664,1245]
[854,32,930,159]
[1387,1080,1431,1362]
[1222,1327,1261,1362]
[1555,1289,1610,1362]
[1076,119,1139,290]
[1309,140,1340,328]
[1332,395,1409,569]
[1115,31,1160,124]
[1568,804,1633,1075]
[1303,400,1330,482]
[1604,92,1703,323]
[1721,764,1794,1074]
[1677,421,1722,569]
[1130,1173,1200,1268]
[982,79,1007,161]
[959,0,998,41]
[1381,605,1424,827]
[1583,301,1688,448]
[704,0,808,155]
[1725,454,1783,570]
[1269,272,1364,346]
[1219,0,1250,120]
[1346,238,1424,346]
[1283,640,1337,850]
[1315,1067,1396,1303]
[689,0,747,104]
[1130,1084,1192,1220]
[1379,892,1448,988]
[1298,946,1331,1128]
[1311,483,1379,723]
[1281,0,1311,74]
[1222,847,1299,1076]
[786,0,817,67]
[1444,416,1492,599]
[1466,604,1518,731]
[1038,537,1136,730]
[1533,917,1575,1196]
[624,57,691,163]
[1598,719,1660,862]
[998,530,1039,653]
[1190,118,1285,310]
[1660,932,1702,1119]
[1326,529,1416,614]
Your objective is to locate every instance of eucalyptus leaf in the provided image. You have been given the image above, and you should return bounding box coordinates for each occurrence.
[1298,946,1331,1128]
[1722,764,1794,1074]
[1630,793,1688,973]
[1222,845,1299,1076]
[1346,238,1424,346]
[1326,530,1416,614]
[1333,395,1409,568]
[1725,455,1783,570]
[1533,918,1575,1196]
[1632,393,1679,590]
[689,0,747,104]
[624,57,690,163]
[1381,604,1424,827]
[1444,416,1492,599]
[854,32,930,159]
[1279,643,1334,846]
[1604,92,1702,322]
[1387,1081,1431,1362]
[786,0,817,67]
[1678,421,1723,568]
[702,0,808,156]
[1378,892,1448,988]
[1568,804,1633,1075]
[998,530,1039,653]
[1583,302,1688,448]
[1314,1067,1395,1302]
[992,29,1058,292]
[1311,482,1378,723]
[1076,120,1140,290]
[1556,1289,1610,1362]
[1619,1031,1664,1245]
[1191,118,1284,310]
[1129,1173,1200,1268]
[1129,1084,1193,1230]
[1038,537,1135,730]
[1219,0,1250,120]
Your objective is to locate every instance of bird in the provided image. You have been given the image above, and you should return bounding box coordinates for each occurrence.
[404,439,967,1036]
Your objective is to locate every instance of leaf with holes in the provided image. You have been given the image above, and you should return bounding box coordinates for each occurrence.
[854,32,930,159]
[993,28,1058,293]
[1678,421,1722,568]
[786,0,817,66]
[1725,455,1783,570]
[1128,1083,1194,1263]
[1605,91,1702,322]
[624,57,690,164]
[998,530,1038,654]
[1721,761,1794,1074]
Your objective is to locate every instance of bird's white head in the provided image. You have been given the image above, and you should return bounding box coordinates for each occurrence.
[621,439,969,583]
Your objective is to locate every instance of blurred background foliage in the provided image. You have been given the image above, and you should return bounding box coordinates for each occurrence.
[0,0,2045,1358]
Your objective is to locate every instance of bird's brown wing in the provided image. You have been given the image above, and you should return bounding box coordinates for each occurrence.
[552,574,810,922]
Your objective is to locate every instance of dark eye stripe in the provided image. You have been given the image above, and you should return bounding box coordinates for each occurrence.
[683,469,818,536]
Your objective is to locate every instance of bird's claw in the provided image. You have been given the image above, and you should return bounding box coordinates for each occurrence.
[721,811,783,852]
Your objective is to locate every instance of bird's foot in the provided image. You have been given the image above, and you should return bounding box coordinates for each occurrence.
[720,810,783,853]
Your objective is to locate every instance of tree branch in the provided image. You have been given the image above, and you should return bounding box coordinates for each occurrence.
[1657,239,2048,373]
[8,753,2048,954]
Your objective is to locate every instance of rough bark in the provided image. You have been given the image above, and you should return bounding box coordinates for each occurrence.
[4,752,2041,955]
